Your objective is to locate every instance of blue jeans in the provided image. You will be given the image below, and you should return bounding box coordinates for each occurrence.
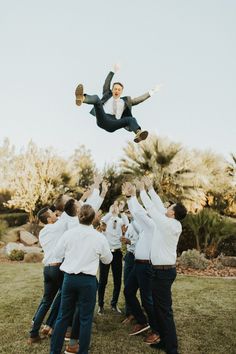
[50,273,97,354]
[84,95,141,133]
[152,268,178,354]
[123,252,135,316]
[124,263,158,332]
[30,265,63,338]
[98,250,123,308]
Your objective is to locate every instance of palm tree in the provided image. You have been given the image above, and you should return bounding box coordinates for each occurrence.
[120,135,208,211]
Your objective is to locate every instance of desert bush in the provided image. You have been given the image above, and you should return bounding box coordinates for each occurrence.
[0,220,8,239]
[217,235,236,256]
[24,253,43,263]
[183,209,236,257]
[8,249,25,261]
[177,224,196,255]
[178,249,209,270]
[0,213,28,227]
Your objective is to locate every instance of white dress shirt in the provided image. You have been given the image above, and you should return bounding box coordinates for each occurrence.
[125,220,140,254]
[140,190,182,265]
[54,224,112,276]
[127,197,155,260]
[39,219,67,265]
[103,97,125,119]
[79,188,104,212]
[101,212,128,250]
[59,211,79,229]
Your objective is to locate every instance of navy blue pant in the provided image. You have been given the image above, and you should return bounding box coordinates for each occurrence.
[30,265,63,338]
[98,250,122,308]
[152,268,178,354]
[45,289,62,328]
[123,252,135,316]
[124,262,158,332]
[84,95,141,133]
[50,273,97,354]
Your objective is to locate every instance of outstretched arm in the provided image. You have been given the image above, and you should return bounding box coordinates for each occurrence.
[130,83,162,106]
[102,64,120,94]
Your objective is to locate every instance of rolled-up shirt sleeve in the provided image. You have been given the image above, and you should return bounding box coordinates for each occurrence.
[99,236,113,264]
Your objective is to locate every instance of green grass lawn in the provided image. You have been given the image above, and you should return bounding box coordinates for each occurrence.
[0,263,235,354]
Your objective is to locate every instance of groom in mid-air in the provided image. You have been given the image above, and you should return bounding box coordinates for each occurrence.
[75,64,161,143]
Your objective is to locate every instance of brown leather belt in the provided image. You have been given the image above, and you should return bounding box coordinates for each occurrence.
[48,263,61,266]
[135,259,150,264]
[152,265,176,270]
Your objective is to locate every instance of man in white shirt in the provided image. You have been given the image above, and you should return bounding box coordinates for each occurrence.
[75,64,161,143]
[97,201,128,314]
[28,207,66,344]
[50,204,112,354]
[43,176,108,333]
[122,182,160,345]
[135,177,187,354]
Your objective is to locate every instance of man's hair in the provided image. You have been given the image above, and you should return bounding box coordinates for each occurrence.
[54,194,65,212]
[37,207,51,224]
[173,203,187,221]
[64,198,77,217]
[112,82,124,89]
[79,204,95,225]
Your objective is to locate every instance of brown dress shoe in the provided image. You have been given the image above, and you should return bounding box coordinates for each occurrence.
[27,336,42,344]
[129,323,150,336]
[121,315,135,325]
[75,84,84,106]
[134,130,149,143]
[64,343,79,354]
[144,331,160,344]
[41,325,52,336]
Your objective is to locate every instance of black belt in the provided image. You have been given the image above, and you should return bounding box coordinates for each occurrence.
[111,248,121,253]
[46,263,61,267]
[152,265,176,270]
[135,259,150,264]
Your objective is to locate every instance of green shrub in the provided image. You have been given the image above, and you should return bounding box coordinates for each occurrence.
[0,220,8,239]
[178,249,209,270]
[182,209,236,257]
[8,249,25,261]
[217,235,236,256]
[0,213,28,227]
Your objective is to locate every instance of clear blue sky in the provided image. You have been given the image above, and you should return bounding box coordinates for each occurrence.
[1,0,235,167]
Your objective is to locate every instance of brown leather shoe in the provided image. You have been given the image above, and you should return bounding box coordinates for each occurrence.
[41,325,52,336]
[121,315,135,325]
[75,84,84,106]
[129,323,150,336]
[27,336,42,344]
[134,130,149,143]
[64,343,79,354]
[64,329,71,341]
[144,331,160,344]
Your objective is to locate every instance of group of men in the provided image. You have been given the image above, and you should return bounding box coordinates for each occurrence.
[28,174,187,354]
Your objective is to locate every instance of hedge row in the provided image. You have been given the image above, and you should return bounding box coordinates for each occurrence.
[0,213,28,227]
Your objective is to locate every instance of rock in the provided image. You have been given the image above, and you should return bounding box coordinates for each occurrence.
[24,252,44,263]
[20,230,38,246]
[220,256,236,267]
[5,242,25,255]
[22,246,43,254]
[0,241,5,249]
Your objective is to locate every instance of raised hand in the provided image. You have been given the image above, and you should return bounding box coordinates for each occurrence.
[93,173,103,188]
[134,179,144,191]
[142,175,153,189]
[101,180,110,198]
[113,63,121,73]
